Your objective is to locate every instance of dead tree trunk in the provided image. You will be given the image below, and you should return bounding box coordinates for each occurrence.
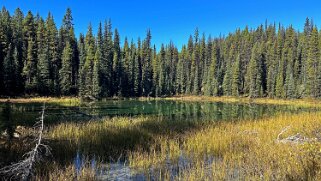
[0,104,51,180]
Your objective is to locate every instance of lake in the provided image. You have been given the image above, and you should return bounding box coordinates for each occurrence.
[0,99,314,180]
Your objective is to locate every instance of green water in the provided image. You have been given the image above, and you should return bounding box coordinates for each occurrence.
[0,99,310,133]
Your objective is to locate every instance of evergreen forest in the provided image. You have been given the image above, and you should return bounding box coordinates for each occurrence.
[1,7,321,99]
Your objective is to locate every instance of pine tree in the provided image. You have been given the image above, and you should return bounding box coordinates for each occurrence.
[223,60,232,96]
[275,26,286,98]
[266,42,277,97]
[112,29,122,96]
[231,55,241,96]
[306,27,319,97]
[12,8,24,94]
[83,45,94,97]
[192,29,201,95]
[78,34,86,97]
[45,12,59,95]
[285,63,296,98]
[185,35,193,94]
[128,40,136,96]
[122,37,130,97]
[102,19,113,97]
[142,29,153,96]
[3,44,15,95]
[248,43,263,98]
[23,38,37,94]
[59,42,73,95]
[93,48,101,98]
[158,44,166,95]
[133,38,142,96]
[36,18,50,95]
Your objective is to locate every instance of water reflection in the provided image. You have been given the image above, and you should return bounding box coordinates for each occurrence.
[0,100,311,129]
[0,101,15,140]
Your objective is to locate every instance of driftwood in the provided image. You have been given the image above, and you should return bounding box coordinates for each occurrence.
[276,126,318,144]
[0,104,51,180]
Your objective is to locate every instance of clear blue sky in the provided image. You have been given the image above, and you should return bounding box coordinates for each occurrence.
[1,0,321,49]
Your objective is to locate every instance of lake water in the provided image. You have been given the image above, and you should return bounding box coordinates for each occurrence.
[0,100,308,128]
[0,99,313,180]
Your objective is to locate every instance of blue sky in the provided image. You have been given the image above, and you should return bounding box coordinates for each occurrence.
[1,0,321,48]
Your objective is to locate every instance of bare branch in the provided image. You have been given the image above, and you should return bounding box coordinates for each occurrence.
[0,103,51,180]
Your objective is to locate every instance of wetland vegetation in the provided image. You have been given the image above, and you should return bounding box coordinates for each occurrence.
[0,97,320,180]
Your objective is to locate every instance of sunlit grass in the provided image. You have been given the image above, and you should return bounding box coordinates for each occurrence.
[127,112,321,180]
[47,110,321,180]
[34,160,96,181]
[0,97,80,106]
[165,95,321,108]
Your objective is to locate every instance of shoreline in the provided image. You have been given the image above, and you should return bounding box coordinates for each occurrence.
[0,96,320,107]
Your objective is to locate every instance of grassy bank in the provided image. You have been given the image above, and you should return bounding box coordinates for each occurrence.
[165,95,321,108]
[2,95,321,108]
[46,111,321,180]
[129,111,321,180]
[0,97,80,106]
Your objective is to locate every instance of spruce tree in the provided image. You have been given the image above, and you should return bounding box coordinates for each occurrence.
[231,55,241,96]
[112,29,122,96]
[306,27,319,97]
[59,42,73,95]
[93,48,101,98]
[3,44,15,95]
[142,29,153,96]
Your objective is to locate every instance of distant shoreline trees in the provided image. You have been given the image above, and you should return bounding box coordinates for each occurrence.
[0,7,320,99]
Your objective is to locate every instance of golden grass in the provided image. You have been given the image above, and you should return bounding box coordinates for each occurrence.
[34,161,96,181]
[129,112,321,180]
[48,116,154,158]
[165,95,321,108]
[46,108,321,180]
[0,97,80,106]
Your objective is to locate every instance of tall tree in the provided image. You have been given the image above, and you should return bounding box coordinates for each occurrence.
[231,55,241,96]
[306,27,319,97]
[59,42,73,95]
[142,29,153,96]
[36,18,50,95]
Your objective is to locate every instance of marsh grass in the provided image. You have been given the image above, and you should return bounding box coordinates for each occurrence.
[0,97,80,106]
[46,111,321,180]
[47,116,205,161]
[33,160,96,181]
[129,112,321,180]
[166,95,321,108]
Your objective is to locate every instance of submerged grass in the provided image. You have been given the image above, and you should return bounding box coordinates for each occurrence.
[129,112,321,180]
[46,110,321,180]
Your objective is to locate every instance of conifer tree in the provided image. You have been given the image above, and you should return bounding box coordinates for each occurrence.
[3,44,15,95]
[133,38,142,96]
[12,8,24,94]
[231,55,241,96]
[59,42,73,95]
[112,29,122,96]
[248,43,263,98]
[93,48,101,98]
[306,27,319,97]
[36,19,50,95]
[142,30,153,96]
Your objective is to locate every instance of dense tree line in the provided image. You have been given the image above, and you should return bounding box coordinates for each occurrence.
[0,7,321,99]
